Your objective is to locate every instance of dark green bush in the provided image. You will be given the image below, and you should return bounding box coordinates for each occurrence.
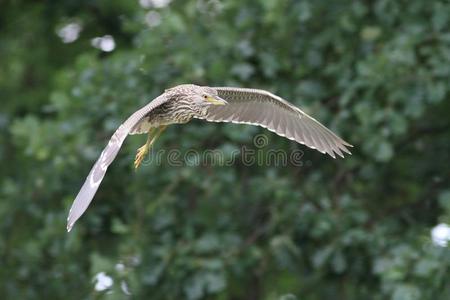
[1,0,449,299]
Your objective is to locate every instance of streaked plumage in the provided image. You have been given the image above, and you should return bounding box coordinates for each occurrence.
[67,84,352,231]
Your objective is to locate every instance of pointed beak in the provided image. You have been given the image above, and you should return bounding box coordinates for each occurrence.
[206,96,228,105]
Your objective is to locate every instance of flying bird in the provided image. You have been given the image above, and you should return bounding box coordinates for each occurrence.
[67,84,352,231]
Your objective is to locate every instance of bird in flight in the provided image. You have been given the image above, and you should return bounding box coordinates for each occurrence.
[67,84,352,231]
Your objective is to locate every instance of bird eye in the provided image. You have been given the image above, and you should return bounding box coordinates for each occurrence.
[203,95,208,99]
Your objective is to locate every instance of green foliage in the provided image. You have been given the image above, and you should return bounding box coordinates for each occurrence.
[1,0,449,299]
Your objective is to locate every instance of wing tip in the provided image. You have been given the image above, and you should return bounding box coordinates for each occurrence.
[327,151,337,159]
[342,141,354,148]
[341,147,352,155]
[324,142,353,159]
[67,222,73,232]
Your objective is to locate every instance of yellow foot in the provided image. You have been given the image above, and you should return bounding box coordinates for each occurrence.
[134,145,149,169]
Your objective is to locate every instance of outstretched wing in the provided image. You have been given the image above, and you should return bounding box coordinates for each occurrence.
[202,87,352,158]
[66,94,168,232]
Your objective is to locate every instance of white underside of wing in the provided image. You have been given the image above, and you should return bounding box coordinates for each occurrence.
[66,95,168,232]
[203,88,352,158]
[199,117,322,151]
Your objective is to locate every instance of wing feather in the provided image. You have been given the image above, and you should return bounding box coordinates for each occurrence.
[284,113,295,139]
[307,120,328,155]
[202,87,352,158]
[66,95,168,232]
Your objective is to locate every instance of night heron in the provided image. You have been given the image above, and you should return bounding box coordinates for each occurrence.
[67,84,352,231]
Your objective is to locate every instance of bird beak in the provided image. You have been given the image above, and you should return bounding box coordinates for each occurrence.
[206,96,228,105]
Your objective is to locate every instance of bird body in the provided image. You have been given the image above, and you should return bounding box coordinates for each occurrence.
[66,84,352,232]
[130,84,216,134]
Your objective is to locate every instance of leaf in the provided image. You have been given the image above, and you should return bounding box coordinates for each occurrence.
[392,284,421,300]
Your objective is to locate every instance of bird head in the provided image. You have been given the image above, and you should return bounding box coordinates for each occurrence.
[195,86,228,106]
[165,84,228,111]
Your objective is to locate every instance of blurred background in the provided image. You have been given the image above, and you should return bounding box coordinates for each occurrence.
[1,0,450,299]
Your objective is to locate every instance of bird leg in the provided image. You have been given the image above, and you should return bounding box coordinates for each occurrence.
[134,126,167,169]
